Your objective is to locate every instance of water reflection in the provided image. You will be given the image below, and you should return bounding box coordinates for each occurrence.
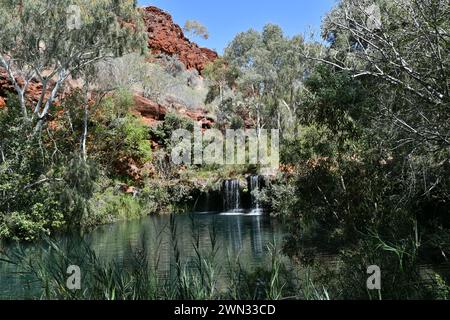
[0,213,284,299]
[251,215,264,256]
[88,213,283,271]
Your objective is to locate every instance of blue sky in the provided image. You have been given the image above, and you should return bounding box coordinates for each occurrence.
[139,0,337,54]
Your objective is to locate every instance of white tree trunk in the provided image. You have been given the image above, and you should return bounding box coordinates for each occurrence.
[80,83,90,161]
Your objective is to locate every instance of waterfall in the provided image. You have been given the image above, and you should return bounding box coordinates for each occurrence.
[248,175,264,213]
[221,177,266,215]
[223,179,241,212]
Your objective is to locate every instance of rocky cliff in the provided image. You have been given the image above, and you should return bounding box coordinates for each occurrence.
[0,6,217,127]
[142,6,218,73]
[0,69,58,110]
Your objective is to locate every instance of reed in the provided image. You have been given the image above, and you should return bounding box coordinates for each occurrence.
[0,218,327,300]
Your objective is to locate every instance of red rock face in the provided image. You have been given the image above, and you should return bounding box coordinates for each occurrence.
[133,95,166,127]
[133,94,214,130]
[0,69,56,108]
[142,6,218,73]
[0,6,216,129]
[0,70,14,107]
[1,6,218,106]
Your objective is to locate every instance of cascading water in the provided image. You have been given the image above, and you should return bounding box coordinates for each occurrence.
[221,177,266,215]
[222,179,241,212]
[248,175,264,214]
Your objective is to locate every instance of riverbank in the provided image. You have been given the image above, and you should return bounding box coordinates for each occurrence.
[83,165,273,227]
[0,213,289,300]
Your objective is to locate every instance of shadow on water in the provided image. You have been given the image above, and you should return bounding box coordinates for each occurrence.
[88,213,283,269]
[0,212,285,299]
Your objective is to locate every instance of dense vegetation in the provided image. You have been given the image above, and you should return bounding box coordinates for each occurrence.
[0,1,209,241]
[0,0,449,300]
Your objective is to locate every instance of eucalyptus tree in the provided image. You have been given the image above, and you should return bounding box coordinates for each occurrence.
[290,0,450,261]
[305,0,450,216]
[0,0,147,238]
[223,24,307,138]
[183,20,209,40]
[0,0,147,131]
[310,0,450,153]
[203,58,237,105]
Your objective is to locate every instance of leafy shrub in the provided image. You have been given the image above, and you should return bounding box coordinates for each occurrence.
[260,179,297,218]
[100,88,135,120]
[281,125,337,165]
[0,97,68,240]
[0,197,65,241]
[120,115,153,164]
[94,114,152,171]
[150,113,195,148]
[140,180,173,214]
[87,188,145,227]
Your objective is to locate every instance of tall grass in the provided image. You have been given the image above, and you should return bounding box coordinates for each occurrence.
[0,216,327,300]
[2,220,445,300]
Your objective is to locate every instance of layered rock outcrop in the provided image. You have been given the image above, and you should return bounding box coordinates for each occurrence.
[0,5,216,135]
[142,6,218,73]
[133,94,214,130]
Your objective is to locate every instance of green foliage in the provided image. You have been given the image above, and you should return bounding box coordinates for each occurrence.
[260,179,297,219]
[0,88,155,240]
[0,97,66,240]
[84,177,184,228]
[204,58,239,105]
[91,90,152,170]
[120,116,153,164]
[164,113,196,133]
[0,1,152,241]
[100,88,135,120]
[87,188,145,226]
[281,125,337,165]
[1,0,449,301]
[257,0,450,300]
[329,233,445,300]
[59,155,99,229]
[0,0,147,122]
[229,116,244,130]
[140,180,173,214]
[150,113,195,148]
[220,24,307,135]
[0,195,65,242]
[183,20,209,40]
[301,65,373,140]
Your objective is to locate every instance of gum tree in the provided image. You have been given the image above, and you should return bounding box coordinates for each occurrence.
[0,0,147,131]
[0,0,147,238]
[183,20,209,40]
[223,24,307,137]
[312,0,450,152]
